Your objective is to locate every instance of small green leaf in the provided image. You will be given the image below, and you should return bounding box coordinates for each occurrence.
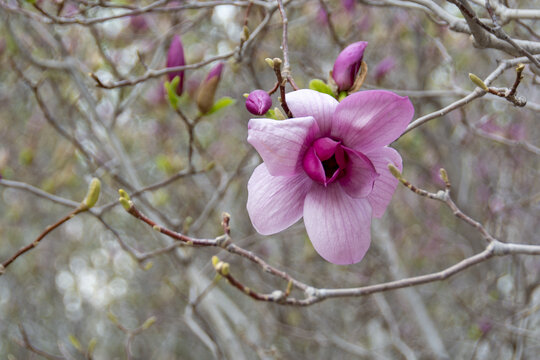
[18,148,34,165]
[141,316,157,330]
[467,324,482,340]
[155,154,173,174]
[164,76,181,109]
[87,338,98,357]
[338,91,348,101]
[68,335,82,352]
[309,79,335,97]
[207,96,236,115]
[265,108,286,120]
[265,108,276,119]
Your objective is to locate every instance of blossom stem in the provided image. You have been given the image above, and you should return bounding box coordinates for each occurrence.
[390,165,497,244]
[213,262,288,303]
[272,59,293,117]
[275,0,300,92]
[117,192,540,307]
[121,198,308,290]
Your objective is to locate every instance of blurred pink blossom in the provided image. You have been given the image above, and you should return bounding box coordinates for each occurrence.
[246,89,414,264]
[316,7,328,26]
[356,13,372,32]
[129,15,149,32]
[374,56,396,84]
[341,0,356,12]
[507,122,526,140]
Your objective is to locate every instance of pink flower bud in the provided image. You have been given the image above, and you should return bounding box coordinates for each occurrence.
[166,35,185,95]
[332,41,368,91]
[205,62,224,82]
[341,0,355,12]
[246,90,272,115]
[316,7,328,26]
[374,56,396,84]
[196,62,225,114]
[129,15,149,32]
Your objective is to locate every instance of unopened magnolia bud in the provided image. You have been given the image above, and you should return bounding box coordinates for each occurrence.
[82,178,101,209]
[196,62,224,114]
[332,41,368,91]
[469,73,488,91]
[245,90,272,115]
[166,35,185,95]
[211,255,220,267]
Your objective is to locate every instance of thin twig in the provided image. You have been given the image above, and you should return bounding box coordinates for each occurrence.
[16,324,65,360]
[275,0,299,90]
[1,206,86,273]
[446,0,540,68]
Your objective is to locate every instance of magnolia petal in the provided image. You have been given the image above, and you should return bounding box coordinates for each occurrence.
[366,147,403,218]
[286,89,338,136]
[339,147,378,198]
[303,147,326,184]
[332,90,414,152]
[247,164,312,235]
[304,185,372,264]
[248,116,319,176]
[313,137,340,161]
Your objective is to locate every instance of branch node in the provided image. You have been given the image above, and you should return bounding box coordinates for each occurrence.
[489,241,508,256]
[215,235,232,249]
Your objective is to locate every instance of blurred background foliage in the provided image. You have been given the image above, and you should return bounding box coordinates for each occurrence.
[0,0,539,359]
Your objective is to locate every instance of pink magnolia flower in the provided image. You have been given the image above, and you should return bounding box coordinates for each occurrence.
[374,56,396,84]
[247,89,414,264]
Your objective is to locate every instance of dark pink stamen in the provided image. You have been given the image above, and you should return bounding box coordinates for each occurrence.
[303,137,348,186]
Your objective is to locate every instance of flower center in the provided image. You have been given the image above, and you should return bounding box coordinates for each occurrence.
[302,137,348,186]
[322,155,340,178]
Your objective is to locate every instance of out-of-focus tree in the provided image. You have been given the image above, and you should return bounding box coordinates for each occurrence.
[0,0,539,359]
